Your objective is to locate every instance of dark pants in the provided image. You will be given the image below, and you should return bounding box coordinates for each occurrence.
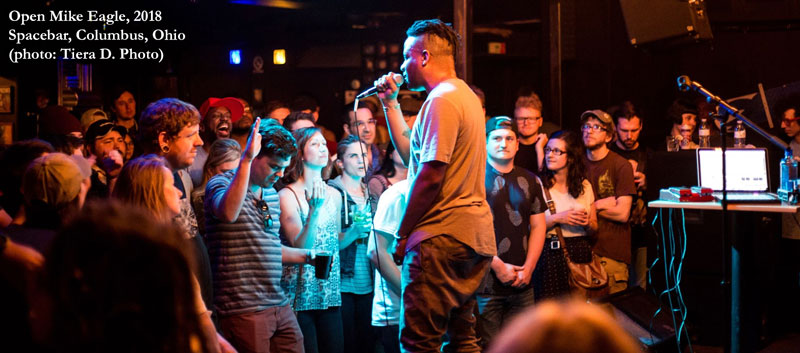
[476,289,535,348]
[375,325,401,353]
[219,304,304,353]
[400,235,492,353]
[296,307,344,353]
[342,292,376,353]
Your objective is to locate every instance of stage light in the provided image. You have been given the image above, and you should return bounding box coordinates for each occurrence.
[230,50,242,65]
[273,49,286,65]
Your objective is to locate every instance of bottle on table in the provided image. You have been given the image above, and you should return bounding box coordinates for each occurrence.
[733,120,746,148]
[699,118,711,148]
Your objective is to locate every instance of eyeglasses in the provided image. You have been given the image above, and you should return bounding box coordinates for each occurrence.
[354,119,377,129]
[581,123,607,132]
[516,117,542,125]
[544,147,566,156]
[255,199,274,229]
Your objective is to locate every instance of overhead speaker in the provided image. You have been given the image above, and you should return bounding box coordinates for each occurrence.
[618,0,713,46]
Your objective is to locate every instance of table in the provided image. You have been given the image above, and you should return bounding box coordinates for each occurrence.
[649,200,799,353]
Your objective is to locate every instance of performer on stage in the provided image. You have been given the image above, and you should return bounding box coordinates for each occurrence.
[373,19,496,352]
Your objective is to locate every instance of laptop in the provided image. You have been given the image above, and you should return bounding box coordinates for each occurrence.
[696,148,781,203]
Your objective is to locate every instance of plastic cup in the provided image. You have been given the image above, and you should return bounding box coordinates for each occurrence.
[314,251,333,279]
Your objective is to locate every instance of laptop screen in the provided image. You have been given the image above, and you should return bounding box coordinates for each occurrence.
[696,148,769,192]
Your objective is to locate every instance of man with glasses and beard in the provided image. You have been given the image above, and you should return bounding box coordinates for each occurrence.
[580,109,635,294]
[205,118,319,352]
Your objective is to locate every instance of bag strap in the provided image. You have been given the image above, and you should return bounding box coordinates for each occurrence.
[538,176,575,264]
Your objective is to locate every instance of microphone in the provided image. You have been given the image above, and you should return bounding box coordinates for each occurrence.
[357,74,404,99]
[677,75,692,92]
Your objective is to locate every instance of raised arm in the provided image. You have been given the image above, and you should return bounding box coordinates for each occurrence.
[278,181,325,249]
[210,118,261,223]
[376,73,411,166]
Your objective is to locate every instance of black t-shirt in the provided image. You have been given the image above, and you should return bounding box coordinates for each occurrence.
[482,163,547,295]
[513,142,540,174]
[609,143,651,247]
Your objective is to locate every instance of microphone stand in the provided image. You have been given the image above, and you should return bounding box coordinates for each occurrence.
[677,75,793,353]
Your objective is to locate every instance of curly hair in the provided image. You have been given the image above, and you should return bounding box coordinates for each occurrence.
[515,93,543,112]
[539,130,586,199]
[283,127,322,183]
[406,19,461,60]
[137,98,200,154]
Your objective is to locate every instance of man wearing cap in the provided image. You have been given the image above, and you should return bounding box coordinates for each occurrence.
[85,119,127,199]
[189,97,245,187]
[580,109,635,294]
[477,116,546,347]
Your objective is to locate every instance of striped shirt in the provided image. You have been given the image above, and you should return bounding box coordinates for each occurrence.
[204,170,287,316]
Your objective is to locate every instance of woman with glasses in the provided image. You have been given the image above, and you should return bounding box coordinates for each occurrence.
[279,127,365,353]
[113,155,235,353]
[534,130,598,300]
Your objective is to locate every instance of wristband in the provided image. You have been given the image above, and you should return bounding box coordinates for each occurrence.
[382,103,401,111]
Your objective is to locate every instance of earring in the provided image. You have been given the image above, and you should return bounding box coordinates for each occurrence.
[161,145,170,153]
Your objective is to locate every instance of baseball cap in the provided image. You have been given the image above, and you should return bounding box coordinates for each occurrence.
[85,119,127,144]
[580,109,616,139]
[80,108,109,133]
[23,153,91,206]
[199,97,245,123]
[485,116,519,137]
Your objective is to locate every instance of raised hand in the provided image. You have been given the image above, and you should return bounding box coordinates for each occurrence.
[305,178,326,211]
[242,118,262,162]
[375,72,402,104]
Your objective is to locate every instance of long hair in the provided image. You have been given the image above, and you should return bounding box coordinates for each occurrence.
[283,127,322,184]
[45,200,207,353]
[112,155,172,221]
[539,130,586,199]
[200,138,241,188]
[378,142,398,178]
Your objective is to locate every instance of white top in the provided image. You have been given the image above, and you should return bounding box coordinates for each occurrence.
[544,180,595,237]
[369,180,409,326]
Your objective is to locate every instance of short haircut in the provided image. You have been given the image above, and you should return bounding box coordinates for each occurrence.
[137,98,200,154]
[774,93,800,120]
[282,111,316,131]
[258,119,297,160]
[406,19,461,60]
[515,93,543,113]
[264,100,289,115]
[607,101,642,126]
[337,134,366,161]
[290,94,319,112]
[343,100,379,126]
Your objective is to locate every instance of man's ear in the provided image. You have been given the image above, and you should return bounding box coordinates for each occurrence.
[421,50,430,67]
[158,131,170,150]
[343,123,352,137]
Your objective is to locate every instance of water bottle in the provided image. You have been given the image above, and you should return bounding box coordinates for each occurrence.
[780,151,798,192]
[698,118,711,148]
[733,120,746,148]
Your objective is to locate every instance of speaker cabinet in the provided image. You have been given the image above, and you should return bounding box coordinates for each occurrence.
[619,0,713,46]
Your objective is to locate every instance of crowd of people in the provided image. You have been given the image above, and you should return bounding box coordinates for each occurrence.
[6,18,799,353]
